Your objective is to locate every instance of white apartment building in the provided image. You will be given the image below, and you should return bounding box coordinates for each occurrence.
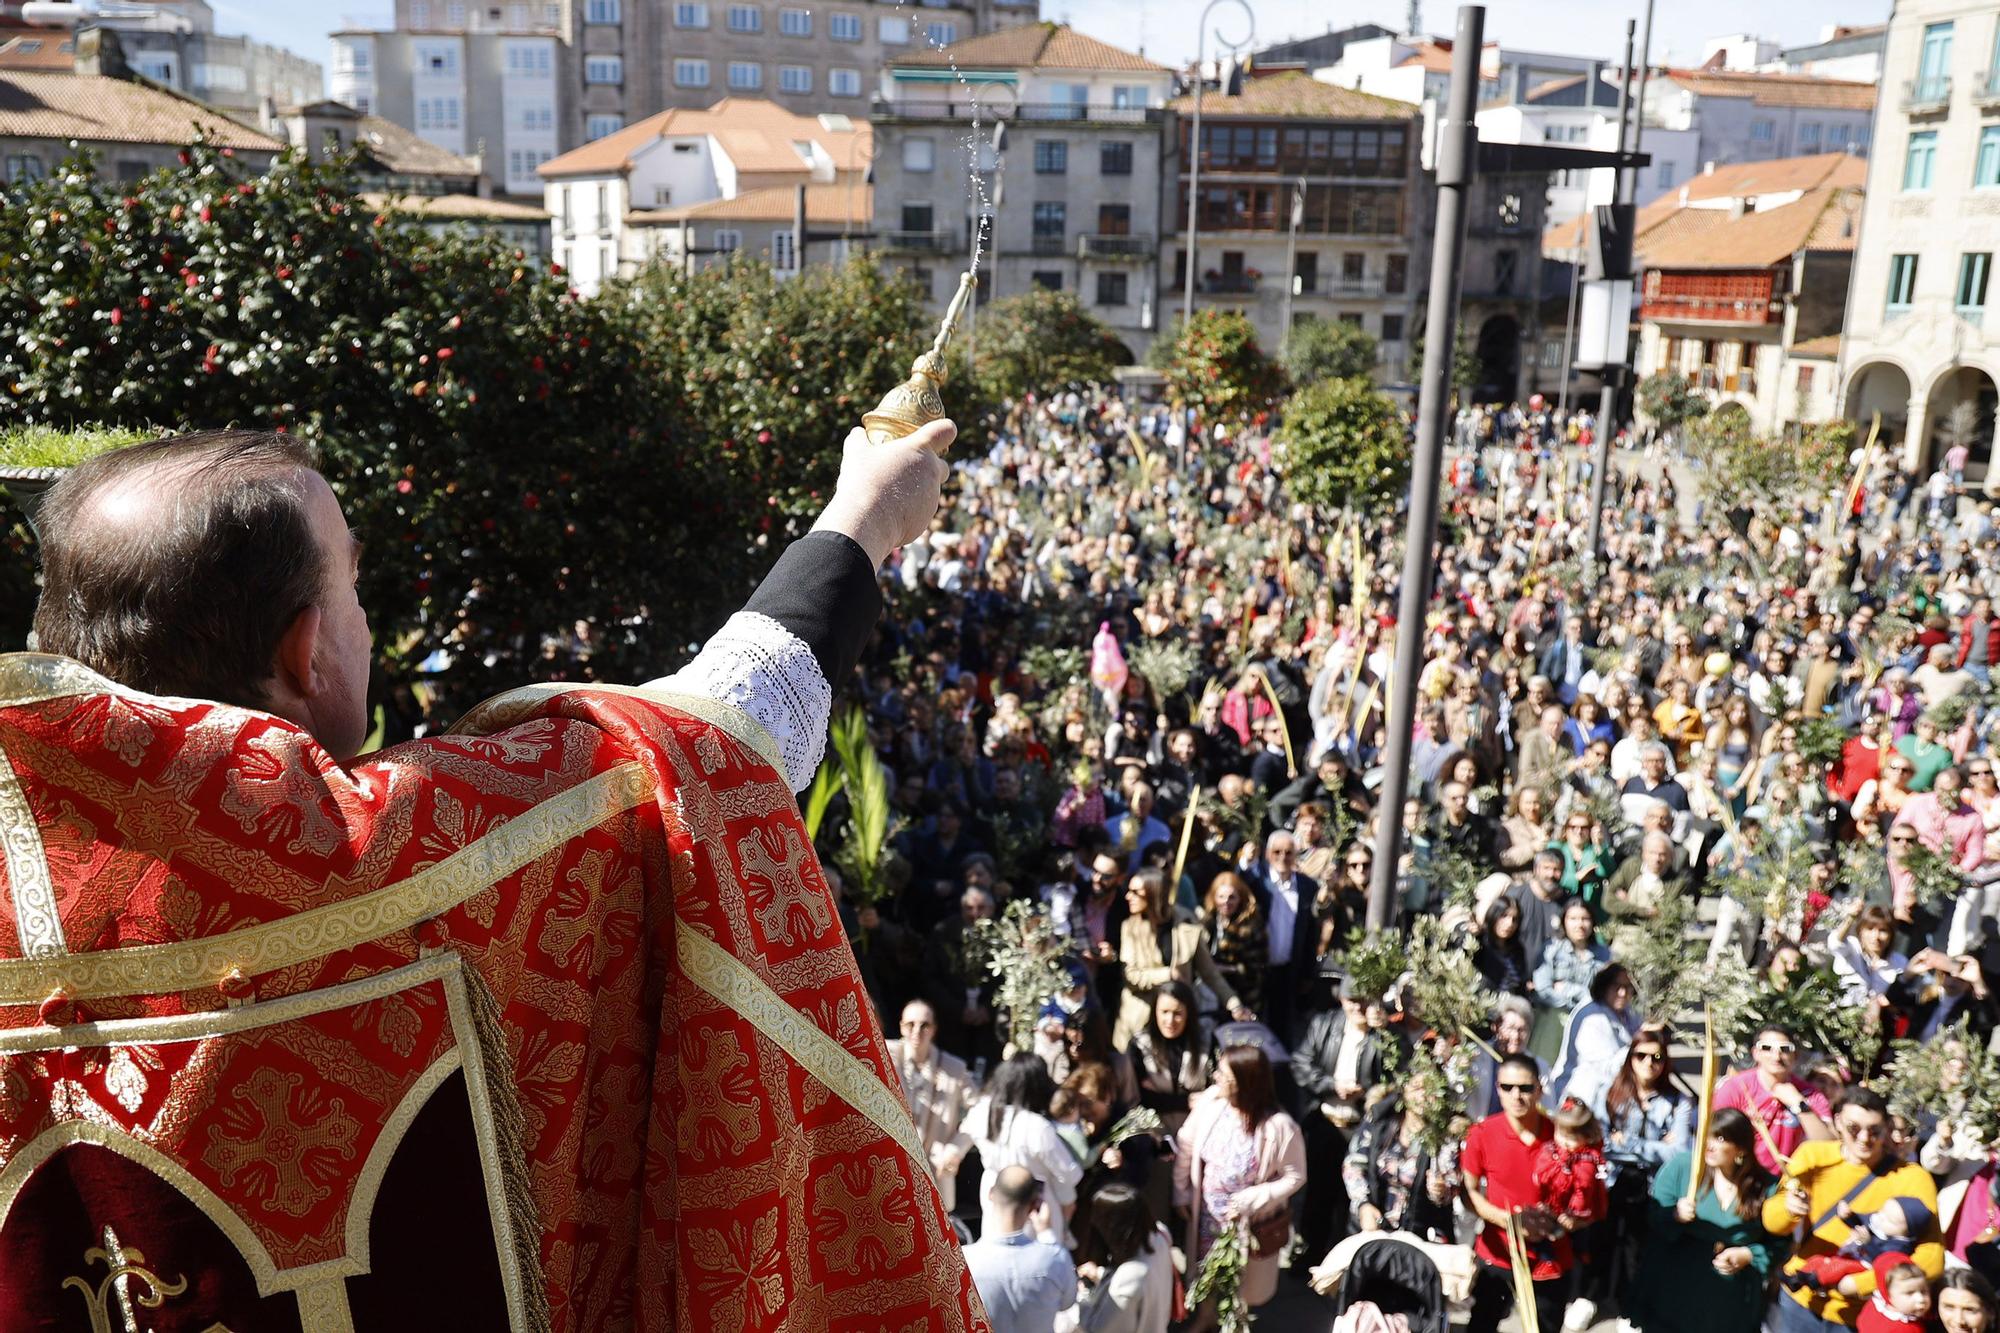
[331,16,563,198]
[1780,24,1890,83]
[89,0,321,130]
[871,23,1175,357]
[538,96,868,293]
[1641,67,1876,170]
[1311,34,1600,111]
[1477,74,1701,230]
[1841,1,2000,488]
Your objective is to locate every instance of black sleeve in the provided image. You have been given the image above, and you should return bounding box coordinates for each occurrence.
[741,530,883,689]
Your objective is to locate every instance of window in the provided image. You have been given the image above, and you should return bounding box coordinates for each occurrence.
[5,153,43,183]
[880,15,909,43]
[1919,21,1954,101]
[729,61,763,89]
[903,137,935,172]
[829,67,861,96]
[416,97,462,130]
[1749,119,1774,144]
[560,185,573,232]
[727,5,762,32]
[520,103,555,131]
[1096,272,1128,306]
[1905,131,1938,191]
[1097,203,1130,235]
[779,65,811,93]
[1798,122,1820,150]
[780,7,810,35]
[901,202,934,232]
[1294,251,1317,293]
[830,13,861,41]
[1100,141,1132,175]
[1831,124,1852,150]
[908,266,933,299]
[1980,127,2000,186]
[1657,161,1675,188]
[1032,271,1062,291]
[194,62,247,91]
[411,0,430,21]
[138,58,176,83]
[1382,313,1405,342]
[585,55,624,84]
[1797,364,1816,392]
[1111,84,1148,109]
[1959,253,1991,322]
[1341,252,1364,284]
[595,184,609,231]
[1034,140,1067,173]
[1385,254,1408,294]
[586,113,623,140]
[446,0,466,23]
[674,2,708,26]
[505,43,551,75]
[714,229,742,252]
[585,0,620,21]
[321,126,344,153]
[772,229,796,271]
[346,42,371,71]
[1032,201,1065,253]
[1887,253,1919,311]
[416,44,458,74]
[926,21,956,45]
[674,59,709,87]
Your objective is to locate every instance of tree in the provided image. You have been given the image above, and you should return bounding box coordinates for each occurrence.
[1284,317,1378,386]
[1636,370,1710,435]
[1161,309,1286,419]
[1687,409,1850,520]
[1274,376,1410,518]
[610,255,934,528]
[0,143,742,711]
[962,287,1129,409]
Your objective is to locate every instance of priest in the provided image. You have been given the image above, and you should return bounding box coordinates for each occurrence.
[0,421,983,1331]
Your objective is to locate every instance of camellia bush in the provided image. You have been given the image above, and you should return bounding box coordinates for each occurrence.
[1273,375,1411,519]
[958,287,1130,413]
[1283,317,1379,388]
[1158,309,1286,420]
[0,143,816,708]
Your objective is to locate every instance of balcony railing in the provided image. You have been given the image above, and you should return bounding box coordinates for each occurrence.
[872,98,1161,124]
[1077,233,1152,260]
[1903,75,1952,115]
[882,228,958,253]
[1199,273,1260,294]
[1030,233,1067,256]
[1978,69,2000,109]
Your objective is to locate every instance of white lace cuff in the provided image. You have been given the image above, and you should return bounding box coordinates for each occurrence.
[649,611,832,791]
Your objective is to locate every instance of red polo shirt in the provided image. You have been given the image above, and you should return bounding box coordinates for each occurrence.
[1461,1111,1564,1271]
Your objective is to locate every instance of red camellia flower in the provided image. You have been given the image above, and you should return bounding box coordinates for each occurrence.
[396,479,413,494]
[201,343,219,374]
[436,347,453,360]
[276,266,292,280]
[757,429,772,444]
[199,207,212,223]
[522,492,540,511]
[107,309,122,326]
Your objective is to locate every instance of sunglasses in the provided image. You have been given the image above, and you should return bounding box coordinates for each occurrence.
[1841,1121,1886,1139]
[1498,1082,1536,1094]
[1756,1041,1797,1056]
[1973,769,1994,777]
[1890,834,1918,844]
[1631,1050,1665,1064]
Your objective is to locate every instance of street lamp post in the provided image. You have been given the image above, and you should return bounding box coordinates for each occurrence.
[1281,178,1304,358]
[1179,0,1255,330]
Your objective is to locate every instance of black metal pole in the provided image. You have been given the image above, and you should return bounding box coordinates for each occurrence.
[1366,4,1484,934]
[1586,18,1636,568]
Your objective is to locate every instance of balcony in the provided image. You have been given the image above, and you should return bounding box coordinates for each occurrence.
[882,228,959,253]
[1313,277,1385,298]
[1977,69,2000,110]
[1029,233,1067,256]
[872,99,1161,125]
[1077,233,1153,261]
[1198,272,1261,294]
[1903,75,1952,116]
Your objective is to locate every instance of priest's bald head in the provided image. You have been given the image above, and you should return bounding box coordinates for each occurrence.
[33,429,375,759]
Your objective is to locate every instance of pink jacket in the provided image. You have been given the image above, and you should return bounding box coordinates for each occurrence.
[1890,793,1985,911]
[1174,1088,1307,1305]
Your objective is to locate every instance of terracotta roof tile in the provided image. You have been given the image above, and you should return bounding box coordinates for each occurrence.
[1396,43,1456,73]
[0,69,278,150]
[355,112,479,179]
[360,190,548,221]
[1790,334,1842,358]
[628,182,871,225]
[890,22,1170,73]
[1656,67,1877,112]
[1641,186,1864,269]
[1169,70,1418,119]
[540,98,869,179]
[1676,151,1867,202]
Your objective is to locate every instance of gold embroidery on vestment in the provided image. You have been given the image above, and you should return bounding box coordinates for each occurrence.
[0,743,64,958]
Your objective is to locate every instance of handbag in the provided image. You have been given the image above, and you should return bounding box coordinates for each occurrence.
[1248,1204,1293,1257]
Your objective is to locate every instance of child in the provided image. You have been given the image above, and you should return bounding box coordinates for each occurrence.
[1857,1255,1932,1333]
[1532,1098,1609,1232]
[1783,1196,1935,1293]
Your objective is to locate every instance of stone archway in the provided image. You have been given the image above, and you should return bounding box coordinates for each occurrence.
[1474,313,1521,405]
[1845,360,1913,458]
[1922,364,1999,483]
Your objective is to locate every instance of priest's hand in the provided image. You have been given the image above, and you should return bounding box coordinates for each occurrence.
[811,420,956,567]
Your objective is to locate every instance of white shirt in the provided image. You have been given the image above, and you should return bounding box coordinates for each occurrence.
[1266,873,1299,964]
[964,1101,1084,1246]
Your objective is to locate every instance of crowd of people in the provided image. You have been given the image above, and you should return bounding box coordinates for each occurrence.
[720,380,1998,1333]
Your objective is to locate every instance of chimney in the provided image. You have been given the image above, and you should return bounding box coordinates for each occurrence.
[73,25,130,80]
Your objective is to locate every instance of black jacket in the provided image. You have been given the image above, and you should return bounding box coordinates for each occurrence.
[1292,1007,1390,1101]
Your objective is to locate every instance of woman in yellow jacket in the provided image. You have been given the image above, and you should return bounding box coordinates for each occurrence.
[1762,1087,1944,1333]
[1115,868,1252,1049]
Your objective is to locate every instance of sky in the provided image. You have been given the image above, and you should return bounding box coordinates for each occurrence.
[225,0,1890,85]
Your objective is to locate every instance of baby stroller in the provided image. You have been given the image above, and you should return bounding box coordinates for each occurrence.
[1331,1238,1448,1333]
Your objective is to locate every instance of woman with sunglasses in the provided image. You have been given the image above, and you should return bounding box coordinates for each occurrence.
[1711,1023,1834,1175]
[1625,1107,1780,1333]
[1585,1025,1693,1318]
[1854,753,1918,837]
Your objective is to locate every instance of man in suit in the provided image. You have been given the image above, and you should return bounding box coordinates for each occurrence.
[1249,712,1295,795]
[888,999,979,1214]
[1249,827,1320,1046]
[1538,615,1593,706]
